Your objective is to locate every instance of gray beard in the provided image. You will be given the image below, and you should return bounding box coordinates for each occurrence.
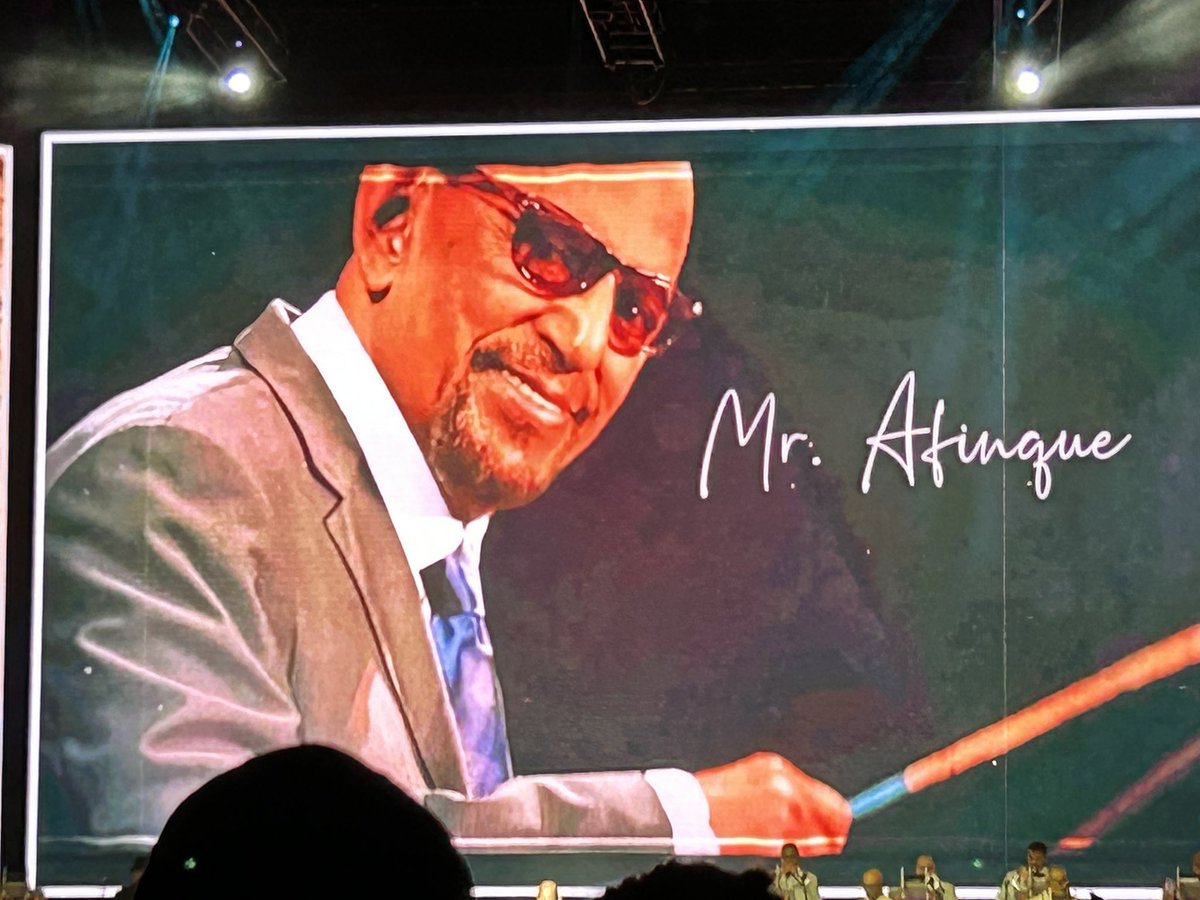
[425,377,557,515]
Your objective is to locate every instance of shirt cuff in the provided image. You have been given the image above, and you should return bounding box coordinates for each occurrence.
[644,768,719,856]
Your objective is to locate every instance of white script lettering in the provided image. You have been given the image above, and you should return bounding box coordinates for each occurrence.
[861,370,1131,499]
[698,389,809,499]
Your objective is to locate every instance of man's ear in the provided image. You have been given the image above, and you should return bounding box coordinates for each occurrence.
[352,177,414,302]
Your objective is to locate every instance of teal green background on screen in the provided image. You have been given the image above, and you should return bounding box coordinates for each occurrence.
[41,119,1200,886]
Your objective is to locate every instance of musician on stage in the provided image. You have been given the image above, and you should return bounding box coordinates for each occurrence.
[1000,842,1051,900]
[914,854,957,900]
[771,843,820,900]
[1164,850,1200,900]
[1048,865,1074,900]
[862,868,887,900]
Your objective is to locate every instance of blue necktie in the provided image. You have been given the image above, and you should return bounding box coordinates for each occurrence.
[422,548,512,798]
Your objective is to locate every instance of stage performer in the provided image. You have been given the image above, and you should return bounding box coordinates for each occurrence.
[1163,849,1200,900]
[862,868,887,900]
[771,843,821,900]
[999,842,1051,900]
[1047,865,1072,900]
[915,853,957,900]
[40,162,849,856]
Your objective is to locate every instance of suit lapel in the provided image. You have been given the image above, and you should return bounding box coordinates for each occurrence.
[233,300,468,794]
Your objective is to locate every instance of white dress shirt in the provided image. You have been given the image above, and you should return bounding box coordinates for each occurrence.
[772,867,821,900]
[292,291,717,853]
[1000,869,1053,900]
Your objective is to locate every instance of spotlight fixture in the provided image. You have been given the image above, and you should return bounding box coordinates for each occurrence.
[172,0,286,90]
[995,0,1062,103]
[1014,67,1042,96]
[222,66,253,95]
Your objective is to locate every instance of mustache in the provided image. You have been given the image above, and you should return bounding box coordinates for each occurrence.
[470,342,592,425]
[471,342,569,376]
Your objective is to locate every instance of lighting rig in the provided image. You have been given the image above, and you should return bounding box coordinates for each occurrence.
[577,0,669,104]
[169,0,286,98]
[995,0,1064,101]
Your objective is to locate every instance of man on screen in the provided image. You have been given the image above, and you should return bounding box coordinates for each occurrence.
[41,161,849,856]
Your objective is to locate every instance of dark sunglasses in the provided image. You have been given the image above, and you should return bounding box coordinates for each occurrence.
[447,171,701,357]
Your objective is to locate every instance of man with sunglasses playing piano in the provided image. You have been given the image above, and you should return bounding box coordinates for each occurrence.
[41,161,850,862]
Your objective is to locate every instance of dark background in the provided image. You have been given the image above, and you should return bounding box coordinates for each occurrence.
[5,0,1200,889]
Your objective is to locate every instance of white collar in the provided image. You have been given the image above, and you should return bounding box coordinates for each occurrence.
[291,291,489,584]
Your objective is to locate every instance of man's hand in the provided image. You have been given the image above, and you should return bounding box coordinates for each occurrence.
[695,751,851,856]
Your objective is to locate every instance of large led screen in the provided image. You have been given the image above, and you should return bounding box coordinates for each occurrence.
[31,114,1200,889]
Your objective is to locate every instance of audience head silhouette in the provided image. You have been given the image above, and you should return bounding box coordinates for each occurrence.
[135,745,472,899]
[603,860,773,900]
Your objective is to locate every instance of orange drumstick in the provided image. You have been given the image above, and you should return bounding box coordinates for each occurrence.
[1056,729,1200,852]
[850,624,1200,818]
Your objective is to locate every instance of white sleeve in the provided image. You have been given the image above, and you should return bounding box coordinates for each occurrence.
[643,768,720,855]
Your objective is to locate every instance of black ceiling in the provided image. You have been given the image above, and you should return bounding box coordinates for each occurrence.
[3,0,1197,137]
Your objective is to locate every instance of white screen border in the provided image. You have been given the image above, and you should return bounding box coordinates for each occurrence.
[29,106,1200,890]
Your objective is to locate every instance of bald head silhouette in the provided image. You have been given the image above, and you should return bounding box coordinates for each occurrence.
[136,745,472,899]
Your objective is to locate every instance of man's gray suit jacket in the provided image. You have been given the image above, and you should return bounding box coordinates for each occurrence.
[40,300,672,849]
